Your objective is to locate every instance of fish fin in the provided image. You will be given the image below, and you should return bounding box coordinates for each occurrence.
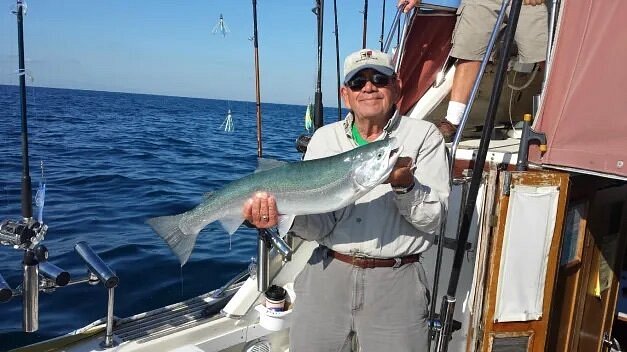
[146,214,198,266]
[202,191,214,200]
[277,214,296,235]
[255,158,287,173]
[218,216,245,235]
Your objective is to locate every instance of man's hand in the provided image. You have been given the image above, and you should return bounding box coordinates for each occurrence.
[242,192,278,228]
[523,0,545,5]
[386,156,415,188]
[398,0,420,13]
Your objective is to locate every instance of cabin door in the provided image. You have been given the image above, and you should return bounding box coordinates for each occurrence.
[474,171,569,352]
[573,184,627,352]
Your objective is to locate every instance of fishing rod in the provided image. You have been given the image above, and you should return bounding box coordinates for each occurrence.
[379,0,386,51]
[362,0,368,48]
[249,0,293,294]
[16,0,32,221]
[252,0,263,157]
[251,0,270,293]
[333,0,342,121]
[428,1,510,345]
[313,0,324,130]
[433,0,525,351]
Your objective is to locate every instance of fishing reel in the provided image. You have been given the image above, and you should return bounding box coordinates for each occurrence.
[295,134,311,154]
[0,218,47,249]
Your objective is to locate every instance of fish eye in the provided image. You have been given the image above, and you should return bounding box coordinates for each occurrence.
[376,152,383,158]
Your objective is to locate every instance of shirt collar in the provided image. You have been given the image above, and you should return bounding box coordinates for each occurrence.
[342,108,401,141]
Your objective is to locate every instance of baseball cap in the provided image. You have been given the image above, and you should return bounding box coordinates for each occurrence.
[343,49,395,82]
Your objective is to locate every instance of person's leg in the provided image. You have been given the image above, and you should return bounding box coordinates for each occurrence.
[450,60,481,108]
[441,0,501,141]
[353,262,431,352]
[514,2,548,65]
[290,247,354,352]
[440,59,482,136]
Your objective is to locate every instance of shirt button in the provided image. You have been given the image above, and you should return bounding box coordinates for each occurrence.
[356,218,362,223]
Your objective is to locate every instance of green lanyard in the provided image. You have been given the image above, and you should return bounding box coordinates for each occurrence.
[351,123,369,146]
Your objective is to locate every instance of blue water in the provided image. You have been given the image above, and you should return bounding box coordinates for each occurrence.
[0,85,343,350]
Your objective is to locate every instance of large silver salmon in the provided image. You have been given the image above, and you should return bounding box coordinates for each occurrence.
[147,138,401,265]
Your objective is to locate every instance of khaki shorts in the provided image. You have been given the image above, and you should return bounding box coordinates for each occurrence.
[451,0,548,63]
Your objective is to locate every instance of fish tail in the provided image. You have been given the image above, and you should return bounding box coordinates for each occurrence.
[146,214,199,266]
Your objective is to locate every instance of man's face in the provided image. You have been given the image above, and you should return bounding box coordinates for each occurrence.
[341,69,401,120]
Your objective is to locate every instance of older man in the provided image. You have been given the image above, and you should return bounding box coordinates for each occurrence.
[244,48,449,351]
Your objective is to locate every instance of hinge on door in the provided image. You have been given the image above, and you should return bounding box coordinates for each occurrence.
[502,171,512,196]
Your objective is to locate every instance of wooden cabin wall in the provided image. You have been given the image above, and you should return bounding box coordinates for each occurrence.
[547,177,627,352]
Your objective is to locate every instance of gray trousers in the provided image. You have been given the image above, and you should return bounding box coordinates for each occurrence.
[290,247,431,352]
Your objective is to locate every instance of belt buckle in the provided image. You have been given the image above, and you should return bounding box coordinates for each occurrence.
[392,257,402,269]
[351,253,368,268]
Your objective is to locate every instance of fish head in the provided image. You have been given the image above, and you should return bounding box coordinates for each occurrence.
[351,137,402,189]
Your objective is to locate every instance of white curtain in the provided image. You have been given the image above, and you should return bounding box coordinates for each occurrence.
[494,185,559,322]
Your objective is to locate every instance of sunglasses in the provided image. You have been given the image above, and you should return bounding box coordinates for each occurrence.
[345,73,393,91]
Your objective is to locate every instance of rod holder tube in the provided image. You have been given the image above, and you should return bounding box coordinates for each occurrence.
[268,231,292,260]
[0,272,12,303]
[257,231,269,292]
[74,242,118,289]
[39,261,70,287]
[22,250,38,332]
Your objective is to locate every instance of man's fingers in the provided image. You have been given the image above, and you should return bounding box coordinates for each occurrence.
[242,198,253,219]
[268,196,278,224]
[242,192,278,228]
[258,194,269,221]
[251,196,261,222]
[398,0,419,13]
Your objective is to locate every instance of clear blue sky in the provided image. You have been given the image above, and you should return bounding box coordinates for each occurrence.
[0,1,403,106]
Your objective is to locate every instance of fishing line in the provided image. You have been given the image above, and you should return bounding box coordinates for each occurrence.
[180,265,184,298]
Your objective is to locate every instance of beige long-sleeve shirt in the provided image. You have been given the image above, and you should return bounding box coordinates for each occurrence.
[291,112,450,258]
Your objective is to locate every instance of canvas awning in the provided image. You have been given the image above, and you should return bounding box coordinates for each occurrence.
[397,13,455,115]
[530,0,627,180]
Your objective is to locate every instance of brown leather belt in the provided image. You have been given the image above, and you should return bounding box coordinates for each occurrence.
[327,249,420,269]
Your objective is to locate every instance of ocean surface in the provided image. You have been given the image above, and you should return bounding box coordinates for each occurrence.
[0,85,343,350]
